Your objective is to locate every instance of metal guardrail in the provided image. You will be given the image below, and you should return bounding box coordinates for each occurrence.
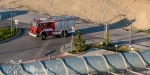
[44,50,56,60]
[0,50,150,75]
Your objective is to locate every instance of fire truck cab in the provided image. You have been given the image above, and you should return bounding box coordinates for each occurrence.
[29,16,75,40]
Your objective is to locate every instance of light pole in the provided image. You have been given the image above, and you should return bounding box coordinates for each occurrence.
[0,14,1,19]
[129,24,132,51]
[71,26,75,53]
[131,47,133,52]
[115,45,118,53]
[63,18,65,49]
[71,35,73,53]
[100,42,103,50]
[10,9,13,37]
[129,45,131,52]
[105,23,109,46]
[105,0,109,46]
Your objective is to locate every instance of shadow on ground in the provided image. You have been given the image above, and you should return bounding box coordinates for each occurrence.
[0,10,28,20]
[76,18,136,35]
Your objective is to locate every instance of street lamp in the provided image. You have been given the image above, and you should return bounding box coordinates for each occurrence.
[0,14,1,19]
[115,45,118,53]
[129,24,132,48]
[10,9,13,37]
[131,47,134,52]
[129,45,131,52]
[71,26,75,53]
[100,42,103,50]
[105,0,109,46]
[9,8,16,37]
[63,17,66,49]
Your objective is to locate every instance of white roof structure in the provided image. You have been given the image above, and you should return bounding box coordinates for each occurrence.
[0,50,150,75]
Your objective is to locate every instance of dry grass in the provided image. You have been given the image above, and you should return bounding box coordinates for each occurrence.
[0,0,150,30]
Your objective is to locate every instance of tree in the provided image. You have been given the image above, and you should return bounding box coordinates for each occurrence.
[72,30,86,53]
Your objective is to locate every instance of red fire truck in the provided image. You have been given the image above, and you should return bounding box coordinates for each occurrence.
[29,16,75,40]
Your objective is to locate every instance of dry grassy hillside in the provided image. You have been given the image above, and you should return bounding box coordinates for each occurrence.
[0,0,150,30]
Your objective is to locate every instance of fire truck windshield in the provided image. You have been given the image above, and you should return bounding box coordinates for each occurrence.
[31,22,37,28]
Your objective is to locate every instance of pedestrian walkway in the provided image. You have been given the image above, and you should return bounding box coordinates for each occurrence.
[61,39,116,56]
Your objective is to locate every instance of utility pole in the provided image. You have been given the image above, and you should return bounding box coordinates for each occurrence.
[105,0,109,46]
[63,18,65,48]
[0,14,1,19]
[11,10,13,37]
[129,24,132,51]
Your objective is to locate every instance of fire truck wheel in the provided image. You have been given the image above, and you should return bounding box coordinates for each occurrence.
[41,33,46,40]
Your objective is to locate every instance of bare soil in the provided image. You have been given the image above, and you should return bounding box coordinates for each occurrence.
[0,0,150,30]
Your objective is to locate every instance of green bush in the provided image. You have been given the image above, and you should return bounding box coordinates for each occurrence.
[134,49,140,52]
[145,30,150,34]
[89,42,101,48]
[117,46,129,52]
[68,50,77,54]
[135,29,150,34]
[69,36,140,54]
[72,31,86,53]
[90,41,131,52]
[68,44,91,54]
[0,27,19,41]
[135,29,143,33]
[102,41,114,47]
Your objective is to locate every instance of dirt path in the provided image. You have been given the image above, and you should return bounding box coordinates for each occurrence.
[0,0,150,29]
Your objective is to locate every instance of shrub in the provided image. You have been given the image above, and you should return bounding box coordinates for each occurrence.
[72,31,86,53]
[68,50,77,54]
[135,29,143,33]
[145,30,150,34]
[117,46,129,52]
[135,29,150,34]
[89,42,101,48]
[0,27,19,41]
[102,41,114,47]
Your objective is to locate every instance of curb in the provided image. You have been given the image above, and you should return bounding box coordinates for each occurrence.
[78,48,98,56]
[60,46,78,56]
[60,43,116,56]
[0,29,21,44]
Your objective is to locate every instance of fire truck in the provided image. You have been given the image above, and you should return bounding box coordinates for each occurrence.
[29,16,75,40]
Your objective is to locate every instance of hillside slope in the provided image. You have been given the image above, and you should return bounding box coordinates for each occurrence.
[0,0,150,29]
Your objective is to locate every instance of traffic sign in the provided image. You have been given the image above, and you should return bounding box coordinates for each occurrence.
[72,26,75,32]
[15,19,18,24]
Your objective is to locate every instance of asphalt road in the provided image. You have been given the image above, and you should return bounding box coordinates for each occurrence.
[0,20,73,63]
[0,20,101,64]
[0,8,76,63]
[0,7,150,64]
[0,8,100,63]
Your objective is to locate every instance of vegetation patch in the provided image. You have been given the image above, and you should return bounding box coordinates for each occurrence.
[0,27,19,41]
[135,29,150,34]
[90,41,139,52]
[68,31,139,54]
[68,44,90,54]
